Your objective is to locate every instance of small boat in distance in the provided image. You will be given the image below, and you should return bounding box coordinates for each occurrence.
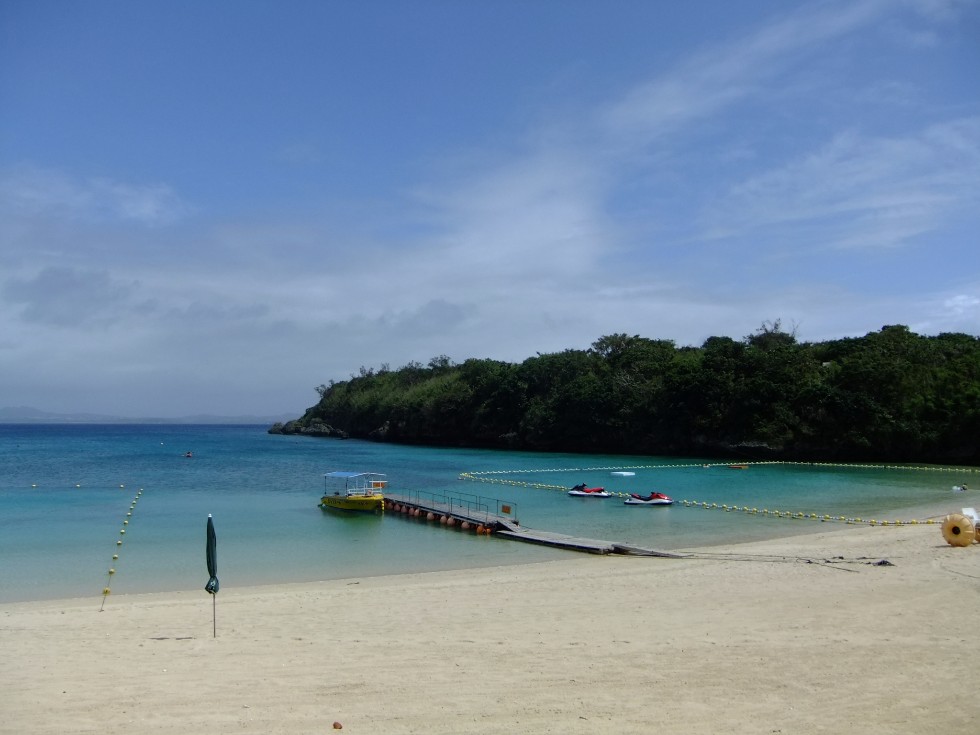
[624,491,674,506]
[320,471,386,514]
[568,483,612,498]
[727,464,749,469]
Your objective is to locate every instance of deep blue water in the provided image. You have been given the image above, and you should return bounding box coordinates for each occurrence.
[0,424,973,602]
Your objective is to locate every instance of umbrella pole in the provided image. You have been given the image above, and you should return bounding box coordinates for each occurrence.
[212,594,216,638]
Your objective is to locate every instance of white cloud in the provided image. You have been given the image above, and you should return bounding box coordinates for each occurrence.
[0,166,189,225]
[414,150,609,285]
[2,0,977,417]
[943,293,980,317]
[2,266,137,327]
[701,119,980,250]
[599,0,890,147]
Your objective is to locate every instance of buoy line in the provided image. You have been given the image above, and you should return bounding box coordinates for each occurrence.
[459,460,973,524]
[100,487,142,611]
[461,460,979,479]
[677,500,939,526]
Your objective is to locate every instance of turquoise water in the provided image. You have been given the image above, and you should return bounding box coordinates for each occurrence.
[0,424,973,603]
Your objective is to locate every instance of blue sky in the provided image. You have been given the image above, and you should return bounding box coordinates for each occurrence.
[1,0,978,418]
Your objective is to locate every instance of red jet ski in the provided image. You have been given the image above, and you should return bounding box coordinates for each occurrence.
[624,491,673,506]
[568,483,612,498]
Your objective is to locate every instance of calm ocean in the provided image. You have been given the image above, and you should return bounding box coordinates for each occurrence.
[0,424,971,603]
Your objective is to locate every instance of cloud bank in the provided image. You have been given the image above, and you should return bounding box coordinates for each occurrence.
[1,0,977,416]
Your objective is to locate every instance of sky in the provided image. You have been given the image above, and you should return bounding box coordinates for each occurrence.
[1,0,978,419]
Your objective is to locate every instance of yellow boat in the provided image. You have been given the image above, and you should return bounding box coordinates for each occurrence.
[320,471,386,514]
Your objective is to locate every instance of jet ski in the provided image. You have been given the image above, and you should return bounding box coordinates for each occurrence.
[624,491,673,506]
[568,483,612,498]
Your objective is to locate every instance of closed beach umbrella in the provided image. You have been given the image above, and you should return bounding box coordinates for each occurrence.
[205,514,219,636]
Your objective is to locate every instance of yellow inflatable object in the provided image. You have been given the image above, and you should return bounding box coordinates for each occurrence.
[941,514,976,547]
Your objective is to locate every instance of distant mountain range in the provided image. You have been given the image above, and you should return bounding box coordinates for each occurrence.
[0,406,297,425]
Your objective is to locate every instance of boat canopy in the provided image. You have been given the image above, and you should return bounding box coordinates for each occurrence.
[323,471,387,492]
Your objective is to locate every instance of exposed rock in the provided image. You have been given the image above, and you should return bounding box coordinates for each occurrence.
[302,421,348,438]
[368,421,391,440]
[267,420,347,439]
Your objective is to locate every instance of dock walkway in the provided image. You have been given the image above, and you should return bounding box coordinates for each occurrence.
[384,491,683,558]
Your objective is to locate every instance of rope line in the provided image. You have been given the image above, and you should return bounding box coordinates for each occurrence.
[459,460,974,525]
[675,499,938,526]
[100,487,142,611]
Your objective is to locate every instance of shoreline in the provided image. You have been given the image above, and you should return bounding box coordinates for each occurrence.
[4,495,967,607]
[3,518,977,734]
[1,498,965,607]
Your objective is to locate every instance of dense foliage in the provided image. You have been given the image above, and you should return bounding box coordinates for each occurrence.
[271,324,980,464]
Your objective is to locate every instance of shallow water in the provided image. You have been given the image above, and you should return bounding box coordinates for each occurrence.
[0,424,973,602]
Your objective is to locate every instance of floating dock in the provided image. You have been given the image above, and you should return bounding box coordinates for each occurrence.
[384,491,683,558]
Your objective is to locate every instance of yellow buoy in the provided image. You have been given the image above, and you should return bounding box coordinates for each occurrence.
[941,514,976,547]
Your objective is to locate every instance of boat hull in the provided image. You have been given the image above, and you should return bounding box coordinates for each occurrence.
[624,498,673,506]
[568,490,612,498]
[320,494,385,514]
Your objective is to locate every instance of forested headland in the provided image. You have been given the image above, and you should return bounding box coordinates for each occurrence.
[270,323,980,465]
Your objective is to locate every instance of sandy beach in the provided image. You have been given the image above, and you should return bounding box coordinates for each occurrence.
[2,517,978,735]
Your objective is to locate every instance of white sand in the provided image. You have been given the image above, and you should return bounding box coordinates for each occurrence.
[2,521,978,735]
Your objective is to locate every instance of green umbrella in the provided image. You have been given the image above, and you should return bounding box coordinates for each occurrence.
[205,514,219,636]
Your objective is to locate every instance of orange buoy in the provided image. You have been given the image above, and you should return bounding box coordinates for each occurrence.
[427,512,436,521]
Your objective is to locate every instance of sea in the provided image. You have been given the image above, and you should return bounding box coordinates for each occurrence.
[0,423,973,603]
